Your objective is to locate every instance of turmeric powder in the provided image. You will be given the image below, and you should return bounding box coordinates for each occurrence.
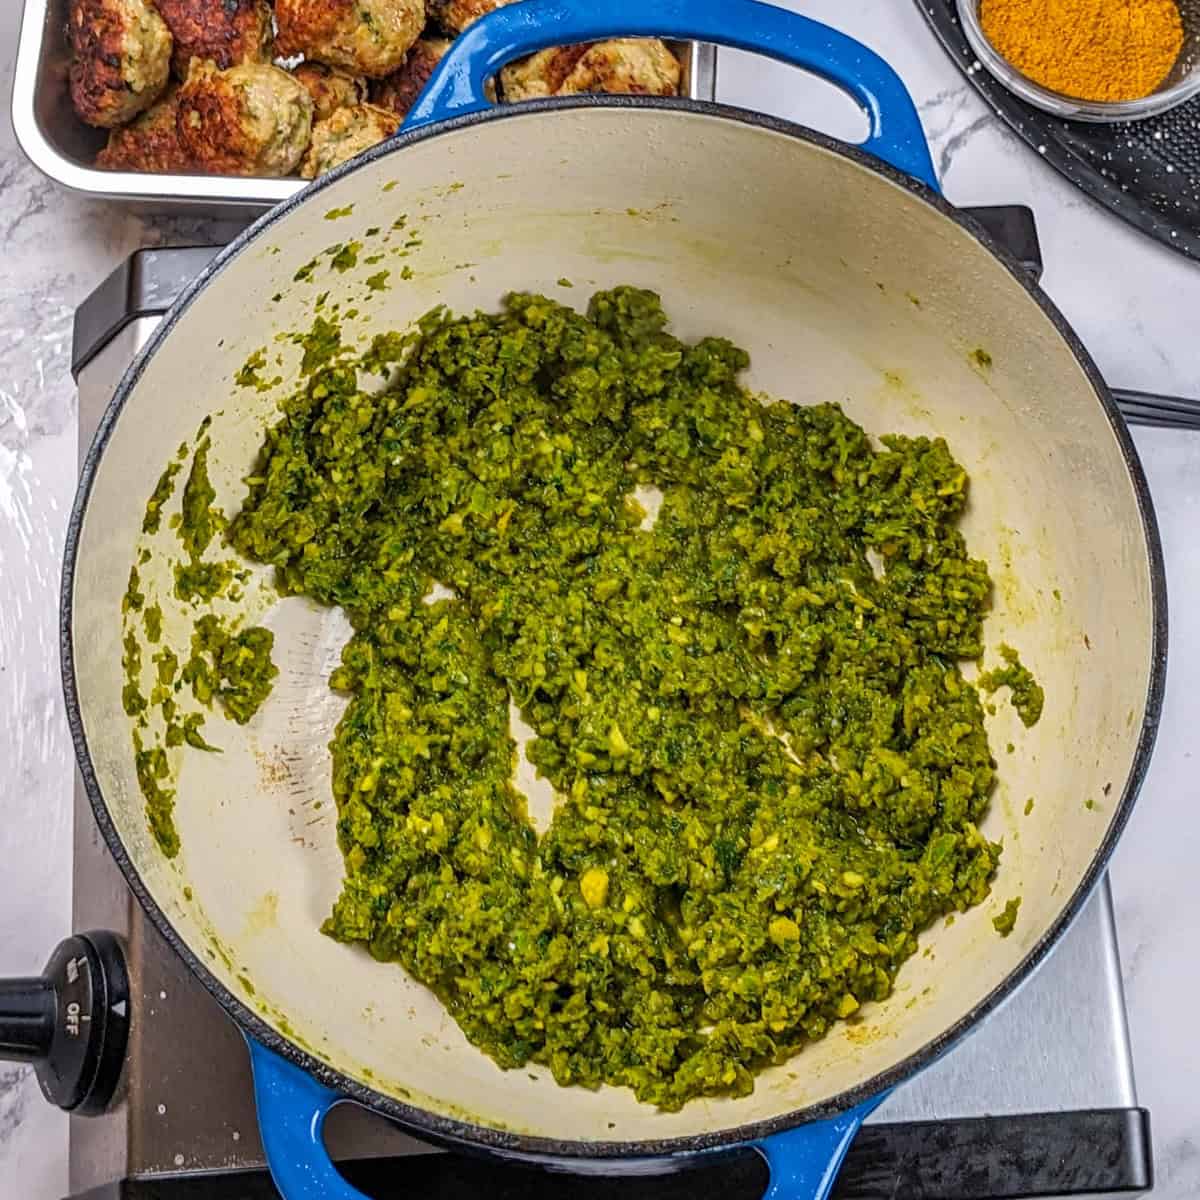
[980,0,1184,103]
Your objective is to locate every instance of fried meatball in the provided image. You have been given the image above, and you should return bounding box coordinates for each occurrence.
[293,62,369,121]
[275,0,425,78]
[155,0,273,79]
[178,61,314,176]
[300,102,400,178]
[96,85,195,171]
[369,37,450,119]
[427,0,513,34]
[500,39,681,102]
[69,0,172,128]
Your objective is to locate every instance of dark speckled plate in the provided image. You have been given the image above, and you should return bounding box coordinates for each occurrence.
[918,0,1200,263]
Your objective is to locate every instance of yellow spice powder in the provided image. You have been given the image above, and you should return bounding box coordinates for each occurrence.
[980,0,1184,102]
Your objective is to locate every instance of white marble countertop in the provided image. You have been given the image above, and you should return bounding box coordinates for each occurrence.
[2,2,1198,1197]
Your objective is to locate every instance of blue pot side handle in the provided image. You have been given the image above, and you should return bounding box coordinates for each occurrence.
[249,1034,888,1200]
[757,1093,890,1200]
[248,1038,372,1200]
[402,0,938,191]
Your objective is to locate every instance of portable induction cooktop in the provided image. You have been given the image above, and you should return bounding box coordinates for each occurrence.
[8,245,1143,1200]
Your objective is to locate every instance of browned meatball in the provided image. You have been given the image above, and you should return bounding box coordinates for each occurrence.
[500,39,681,102]
[426,0,513,34]
[369,37,451,119]
[300,102,400,178]
[154,0,273,79]
[275,0,425,78]
[293,62,369,121]
[96,85,195,172]
[178,61,314,176]
[69,0,172,128]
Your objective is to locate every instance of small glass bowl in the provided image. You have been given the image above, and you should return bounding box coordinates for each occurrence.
[956,0,1200,122]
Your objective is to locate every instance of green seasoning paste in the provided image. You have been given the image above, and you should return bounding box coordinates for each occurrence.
[993,896,1021,936]
[221,286,1032,1109]
[142,454,184,534]
[178,438,221,559]
[127,605,274,856]
[979,644,1045,727]
[182,614,278,725]
[133,731,178,857]
[125,428,278,858]
[173,437,237,605]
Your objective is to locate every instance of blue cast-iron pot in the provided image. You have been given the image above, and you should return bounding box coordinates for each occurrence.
[59,1,1165,1197]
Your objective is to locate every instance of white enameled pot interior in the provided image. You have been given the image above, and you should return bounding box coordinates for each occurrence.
[70,104,1155,1144]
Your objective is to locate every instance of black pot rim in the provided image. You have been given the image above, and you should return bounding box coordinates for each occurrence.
[61,94,1168,1164]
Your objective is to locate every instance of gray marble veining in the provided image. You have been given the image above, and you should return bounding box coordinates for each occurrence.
[2,1,1198,1196]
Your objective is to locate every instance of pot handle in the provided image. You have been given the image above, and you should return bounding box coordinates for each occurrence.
[755,1093,888,1199]
[249,1032,888,1200]
[402,0,938,191]
[248,1037,372,1200]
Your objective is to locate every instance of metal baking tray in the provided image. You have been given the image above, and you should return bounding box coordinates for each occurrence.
[11,0,717,215]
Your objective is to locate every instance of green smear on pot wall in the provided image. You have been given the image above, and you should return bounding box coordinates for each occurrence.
[181,615,277,725]
[979,644,1045,727]
[993,896,1021,936]
[125,429,279,858]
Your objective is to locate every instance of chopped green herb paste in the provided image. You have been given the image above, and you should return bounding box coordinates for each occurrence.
[122,630,146,719]
[144,603,163,644]
[993,896,1021,937]
[979,644,1045,728]
[133,731,178,857]
[126,426,277,857]
[174,560,233,604]
[143,457,184,534]
[219,287,1029,1108]
[178,439,221,559]
[182,614,278,725]
[123,565,145,614]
